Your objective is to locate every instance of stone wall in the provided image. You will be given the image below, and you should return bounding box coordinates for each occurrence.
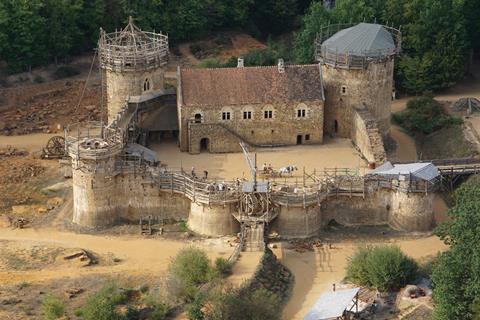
[106,68,165,123]
[178,101,324,153]
[72,164,190,228]
[188,202,240,236]
[72,161,433,235]
[271,204,322,239]
[321,60,394,137]
[351,108,387,165]
[188,122,244,154]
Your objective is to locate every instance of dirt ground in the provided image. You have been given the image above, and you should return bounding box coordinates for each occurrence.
[151,138,368,181]
[276,231,448,320]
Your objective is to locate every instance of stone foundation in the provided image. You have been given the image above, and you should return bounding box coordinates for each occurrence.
[188,202,239,236]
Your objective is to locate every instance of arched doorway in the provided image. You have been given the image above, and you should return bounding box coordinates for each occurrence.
[194,113,202,123]
[200,138,209,152]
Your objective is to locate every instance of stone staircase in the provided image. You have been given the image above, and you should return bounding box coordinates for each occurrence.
[243,222,265,252]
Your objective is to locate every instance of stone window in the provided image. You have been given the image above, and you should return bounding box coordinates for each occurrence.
[264,110,273,119]
[220,107,233,121]
[305,134,310,141]
[194,113,202,123]
[341,85,347,95]
[222,111,231,120]
[243,111,252,119]
[143,78,151,92]
[297,109,306,118]
[296,103,308,119]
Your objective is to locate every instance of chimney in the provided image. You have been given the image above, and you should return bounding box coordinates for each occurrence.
[237,57,244,68]
[277,58,285,73]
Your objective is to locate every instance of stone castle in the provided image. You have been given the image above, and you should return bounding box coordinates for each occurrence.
[65,19,439,241]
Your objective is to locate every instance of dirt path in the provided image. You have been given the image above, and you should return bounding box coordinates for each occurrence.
[0,133,56,152]
[0,227,233,285]
[178,43,200,66]
[276,235,447,320]
[389,125,417,162]
[227,251,262,286]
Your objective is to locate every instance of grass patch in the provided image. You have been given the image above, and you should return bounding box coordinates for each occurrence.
[417,125,478,159]
[78,282,127,320]
[42,294,65,320]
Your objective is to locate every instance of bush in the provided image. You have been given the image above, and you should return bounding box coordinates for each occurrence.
[42,295,65,320]
[346,245,418,292]
[144,291,171,320]
[205,287,281,320]
[53,65,80,80]
[392,96,462,135]
[214,257,232,276]
[168,247,212,301]
[243,48,277,66]
[80,282,127,320]
[199,58,223,68]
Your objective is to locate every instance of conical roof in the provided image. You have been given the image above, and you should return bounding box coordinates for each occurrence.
[321,23,395,57]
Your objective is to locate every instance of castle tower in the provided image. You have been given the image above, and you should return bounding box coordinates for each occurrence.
[98,17,169,123]
[316,23,401,137]
[66,122,124,227]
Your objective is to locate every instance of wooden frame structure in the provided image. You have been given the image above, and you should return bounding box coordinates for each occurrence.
[98,17,169,72]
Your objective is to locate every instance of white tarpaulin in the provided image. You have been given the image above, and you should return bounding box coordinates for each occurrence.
[304,288,360,320]
[372,161,440,182]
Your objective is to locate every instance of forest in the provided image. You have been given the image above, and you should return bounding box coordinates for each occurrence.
[0,0,479,93]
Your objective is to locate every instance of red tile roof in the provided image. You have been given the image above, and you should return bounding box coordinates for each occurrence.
[179,64,324,107]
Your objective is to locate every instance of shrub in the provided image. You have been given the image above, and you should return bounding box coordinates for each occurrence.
[144,292,171,320]
[346,245,418,292]
[42,294,65,320]
[168,247,212,301]
[80,282,127,320]
[243,48,277,66]
[53,65,80,80]
[168,247,211,286]
[199,58,223,68]
[205,287,281,320]
[214,257,232,276]
[186,294,205,320]
[392,96,462,135]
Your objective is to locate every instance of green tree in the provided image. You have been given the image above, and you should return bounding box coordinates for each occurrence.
[397,0,468,93]
[42,0,84,65]
[0,0,47,72]
[392,96,462,135]
[346,245,418,292]
[293,1,331,64]
[331,0,374,23]
[432,176,480,320]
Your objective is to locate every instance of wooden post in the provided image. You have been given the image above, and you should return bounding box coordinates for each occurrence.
[171,173,174,194]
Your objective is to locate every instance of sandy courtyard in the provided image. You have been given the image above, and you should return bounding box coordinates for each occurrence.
[151,138,367,181]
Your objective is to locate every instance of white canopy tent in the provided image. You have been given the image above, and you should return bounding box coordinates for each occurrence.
[304,288,360,320]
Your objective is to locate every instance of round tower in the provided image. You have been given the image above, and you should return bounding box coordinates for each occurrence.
[66,122,124,227]
[316,23,401,137]
[98,17,169,123]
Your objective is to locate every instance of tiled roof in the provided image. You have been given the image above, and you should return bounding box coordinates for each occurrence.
[179,64,324,107]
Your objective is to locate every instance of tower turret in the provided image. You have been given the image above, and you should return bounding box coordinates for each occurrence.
[316,23,401,137]
[98,17,169,123]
